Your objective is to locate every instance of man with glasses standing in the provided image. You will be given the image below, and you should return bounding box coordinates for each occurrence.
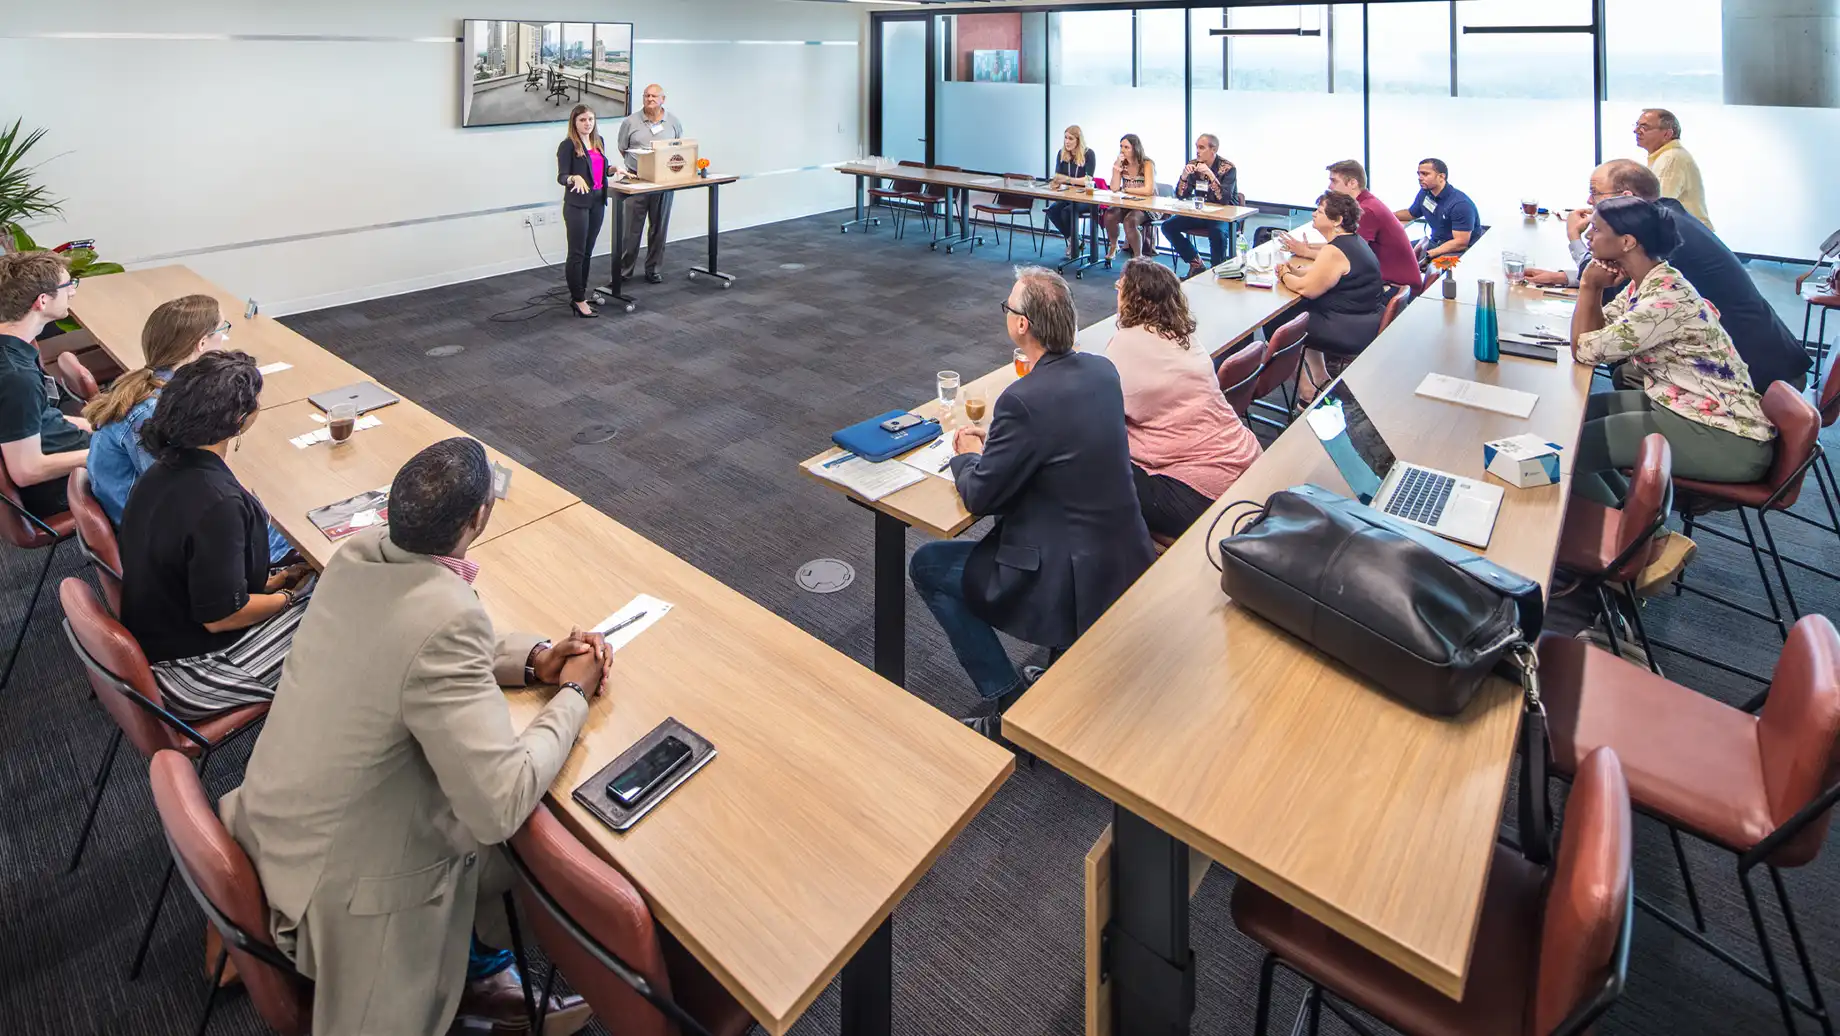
[615,83,684,284]
[0,251,89,517]
[1635,108,1713,231]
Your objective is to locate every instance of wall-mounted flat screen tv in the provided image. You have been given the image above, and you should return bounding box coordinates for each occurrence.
[462,20,634,128]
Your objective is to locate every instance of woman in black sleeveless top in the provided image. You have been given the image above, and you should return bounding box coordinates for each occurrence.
[1275,191,1388,405]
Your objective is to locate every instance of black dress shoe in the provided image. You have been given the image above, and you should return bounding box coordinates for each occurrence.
[645,270,665,284]
[571,304,597,318]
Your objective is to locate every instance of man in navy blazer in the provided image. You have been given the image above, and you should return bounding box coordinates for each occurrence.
[910,267,1155,737]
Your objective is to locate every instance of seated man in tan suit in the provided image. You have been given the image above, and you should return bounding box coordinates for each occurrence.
[222,437,611,1035]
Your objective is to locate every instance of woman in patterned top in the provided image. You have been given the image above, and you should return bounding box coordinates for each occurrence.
[1569,195,1775,506]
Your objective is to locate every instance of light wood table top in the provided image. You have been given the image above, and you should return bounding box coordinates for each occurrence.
[838,161,1259,226]
[229,397,578,570]
[798,269,1300,539]
[475,503,1015,1034]
[66,265,369,410]
[610,172,739,195]
[1004,278,1593,1000]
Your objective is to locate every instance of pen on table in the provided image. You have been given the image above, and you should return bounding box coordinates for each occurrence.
[822,451,857,469]
[602,611,648,636]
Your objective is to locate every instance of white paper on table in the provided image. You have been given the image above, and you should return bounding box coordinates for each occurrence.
[1415,373,1539,419]
[901,438,956,481]
[257,361,293,376]
[810,455,926,501]
[591,594,675,655]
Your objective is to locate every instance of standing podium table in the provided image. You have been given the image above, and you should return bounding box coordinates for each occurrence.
[605,173,739,313]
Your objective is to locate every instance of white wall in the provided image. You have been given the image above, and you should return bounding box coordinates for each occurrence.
[0,0,865,314]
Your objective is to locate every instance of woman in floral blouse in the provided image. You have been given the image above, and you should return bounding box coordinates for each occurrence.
[1569,195,1775,506]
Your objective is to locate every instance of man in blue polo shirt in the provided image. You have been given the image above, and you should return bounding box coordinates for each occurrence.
[1395,158,1479,262]
[0,251,89,518]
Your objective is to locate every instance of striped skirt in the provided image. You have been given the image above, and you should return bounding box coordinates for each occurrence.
[151,596,311,724]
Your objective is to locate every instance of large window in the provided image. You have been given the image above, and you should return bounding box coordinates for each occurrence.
[871,0,1838,258]
[1192,5,1361,208]
[1050,10,1185,188]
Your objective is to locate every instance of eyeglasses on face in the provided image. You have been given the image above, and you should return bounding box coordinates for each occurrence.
[999,300,1025,318]
[211,319,233,336]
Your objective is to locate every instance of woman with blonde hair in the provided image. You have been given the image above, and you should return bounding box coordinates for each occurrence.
[1046,125,1098,260]
[85,294,294,562]
[1107,259,1261,536]
[556,103,622,317]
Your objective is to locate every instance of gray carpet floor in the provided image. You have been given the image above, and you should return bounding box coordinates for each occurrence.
[1,208,1836,1035]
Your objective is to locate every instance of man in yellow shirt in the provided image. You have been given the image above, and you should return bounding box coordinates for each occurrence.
[1635,108,1713,231]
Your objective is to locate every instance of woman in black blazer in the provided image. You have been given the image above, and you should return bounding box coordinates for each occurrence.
[556,104,621,317]
[1045,126,1097,261]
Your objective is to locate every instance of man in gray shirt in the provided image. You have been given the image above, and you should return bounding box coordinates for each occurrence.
[615,83,683,283]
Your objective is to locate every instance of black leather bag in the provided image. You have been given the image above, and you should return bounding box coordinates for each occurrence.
[1216,483,1556,862]
[1216,484,1542,717]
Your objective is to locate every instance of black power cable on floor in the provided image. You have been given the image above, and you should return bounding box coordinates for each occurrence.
[488,219,607,323]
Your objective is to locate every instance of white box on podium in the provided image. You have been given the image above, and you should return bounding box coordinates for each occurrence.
[635,139,699,185]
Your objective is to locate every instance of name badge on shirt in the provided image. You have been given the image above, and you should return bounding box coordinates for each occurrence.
[1423,198,1439,214]
[649,122,665,135]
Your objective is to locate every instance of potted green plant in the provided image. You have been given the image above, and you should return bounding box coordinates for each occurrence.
[0,119,63,250]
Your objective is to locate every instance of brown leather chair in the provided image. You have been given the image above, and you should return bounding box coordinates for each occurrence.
[1536,614,1840,1036]
[1760,359,1840,605]
[0,447,74,692]
[1231,746,1633,1036]
[505,804,754,1036]
[1377,285,1408,333]
[148,749,313,1035]
[58,577,270,977]
[866,160,928,240]
[1216,341,1266,423]
[912,164,960,248]
[66,468,123,615]
[1672,383,1823,654]
[1556,433,1672,673]
[970,174,1043,261]
[54,350,101,402]
[1246,313,1310,433]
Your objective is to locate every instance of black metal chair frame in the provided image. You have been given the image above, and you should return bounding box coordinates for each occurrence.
[0,493,70,692]
[1796,229,1840,378]
[1562,478,1675,679]
[1618,779,1839,1036]
[1247,330,1308,435]
[967,190,1043,262]
[1249,869,1632,1036]
[864,176,938,242]
[1662,444,1825,686]
[59,617,264,980]
[162,826,313,1036]
[499,840,717,1036]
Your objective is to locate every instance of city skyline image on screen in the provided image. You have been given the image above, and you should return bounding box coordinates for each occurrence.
[462,20,634,128]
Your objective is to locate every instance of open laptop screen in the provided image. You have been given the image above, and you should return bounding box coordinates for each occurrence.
[1303,380,1397,504]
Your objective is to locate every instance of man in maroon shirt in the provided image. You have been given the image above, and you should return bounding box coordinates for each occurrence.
[1283,160,1424,294]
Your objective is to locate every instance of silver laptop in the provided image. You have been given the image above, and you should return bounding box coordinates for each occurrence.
[1304,378,1503,549]
[308,381,400,416]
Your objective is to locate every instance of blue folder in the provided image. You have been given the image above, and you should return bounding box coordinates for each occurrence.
[831,410,942,463]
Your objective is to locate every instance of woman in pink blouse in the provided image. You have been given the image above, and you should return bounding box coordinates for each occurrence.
[1106,259,1263,537]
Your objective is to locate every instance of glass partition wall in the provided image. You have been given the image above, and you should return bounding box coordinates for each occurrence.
[873,0,1840,259]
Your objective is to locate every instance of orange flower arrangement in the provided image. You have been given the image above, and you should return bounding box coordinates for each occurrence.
[695,158,710,170]
[1429,254,1461,272]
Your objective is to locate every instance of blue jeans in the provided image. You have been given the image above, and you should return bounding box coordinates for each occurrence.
[910,540,1022,700]
[1162,215,1227,267]
[266,522,294,565]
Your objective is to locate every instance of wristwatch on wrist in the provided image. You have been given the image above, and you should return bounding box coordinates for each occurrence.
[525,640,552,685]
[560,680,587,702]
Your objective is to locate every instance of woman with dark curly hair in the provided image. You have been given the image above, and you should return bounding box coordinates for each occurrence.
[1276,191,1388,406]
[1106,258,1262,537]
[117,349,313,721]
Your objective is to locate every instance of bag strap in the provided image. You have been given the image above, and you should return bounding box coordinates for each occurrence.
[1510,641,1554,866]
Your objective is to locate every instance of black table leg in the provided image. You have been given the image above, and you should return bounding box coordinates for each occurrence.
[872,510,907,687]
[841,173,880,233]
[840,917,893,1036]
[605,195,637,313]
[1109,806,1195,1036]
[689,184,734,288]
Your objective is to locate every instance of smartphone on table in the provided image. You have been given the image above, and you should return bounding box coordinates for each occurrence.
[607,735,694,808]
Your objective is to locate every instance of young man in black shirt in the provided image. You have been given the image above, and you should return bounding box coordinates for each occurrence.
[0,251,90,516]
